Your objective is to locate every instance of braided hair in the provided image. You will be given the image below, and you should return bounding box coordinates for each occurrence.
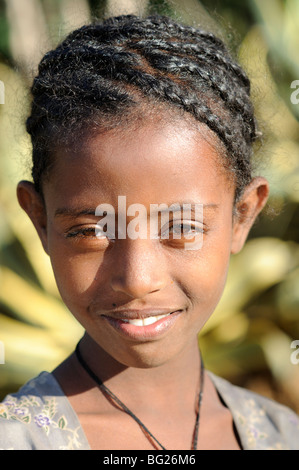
[26,14,260,200]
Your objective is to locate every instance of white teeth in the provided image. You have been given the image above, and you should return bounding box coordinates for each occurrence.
[127,318,144,326]
[124,314,170,326]
[143,316,161,325]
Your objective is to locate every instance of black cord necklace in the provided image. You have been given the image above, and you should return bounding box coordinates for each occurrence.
[75,341,205,450]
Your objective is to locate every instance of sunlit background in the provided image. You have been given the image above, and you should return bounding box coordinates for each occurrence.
[0,0,298,413]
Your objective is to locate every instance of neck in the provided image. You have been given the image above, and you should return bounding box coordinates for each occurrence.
[75,332,202,411]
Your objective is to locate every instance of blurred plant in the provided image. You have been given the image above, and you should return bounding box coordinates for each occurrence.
[0,0,298,413]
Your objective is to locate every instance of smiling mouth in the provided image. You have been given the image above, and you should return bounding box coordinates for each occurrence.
[101,309,183,340]
[121,313,171,326]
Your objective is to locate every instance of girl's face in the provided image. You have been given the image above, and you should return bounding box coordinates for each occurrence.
[18,117,268,368]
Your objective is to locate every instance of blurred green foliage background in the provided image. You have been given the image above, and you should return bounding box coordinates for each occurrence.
[0,0,298,412]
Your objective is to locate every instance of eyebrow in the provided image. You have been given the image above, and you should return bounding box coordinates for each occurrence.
[150,202,219,214]
[54,202,219,218]
[55,208,97,218]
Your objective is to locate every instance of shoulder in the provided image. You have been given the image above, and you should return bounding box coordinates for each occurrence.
[209,371,299,450]
[0,372,89,450]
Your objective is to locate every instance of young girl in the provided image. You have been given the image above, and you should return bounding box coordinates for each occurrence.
[0,14,298,451]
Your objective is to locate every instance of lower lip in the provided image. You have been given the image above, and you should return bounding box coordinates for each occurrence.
[102,311,183,341]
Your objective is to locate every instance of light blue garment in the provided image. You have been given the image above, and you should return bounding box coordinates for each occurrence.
[0,371,298,450]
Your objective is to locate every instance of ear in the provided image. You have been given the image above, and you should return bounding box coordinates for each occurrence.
[17,181,49,255]
[231,177,269,254]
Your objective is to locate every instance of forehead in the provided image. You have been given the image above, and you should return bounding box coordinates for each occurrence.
[45,117,234,207]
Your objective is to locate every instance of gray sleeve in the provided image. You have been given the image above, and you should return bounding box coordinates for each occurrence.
[0,419,50,450]
[0,372,90,450]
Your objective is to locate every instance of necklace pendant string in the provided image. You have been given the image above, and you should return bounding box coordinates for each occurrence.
[75,341,204,451]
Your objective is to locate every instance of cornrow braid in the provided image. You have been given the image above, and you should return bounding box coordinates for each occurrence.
[26,14,260,199]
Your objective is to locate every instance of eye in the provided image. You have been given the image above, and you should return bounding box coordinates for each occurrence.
[169,222,203,237]
[160,220,204,243]
[65,226,114,243]
[66,227,96,238]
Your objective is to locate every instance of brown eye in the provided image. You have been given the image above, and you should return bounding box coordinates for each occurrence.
[65,226,114,251]
[66,227,97,238]
[161,221,204,240]
[171,223,201,237]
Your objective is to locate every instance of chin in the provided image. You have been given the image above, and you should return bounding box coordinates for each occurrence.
[111,343,180,370]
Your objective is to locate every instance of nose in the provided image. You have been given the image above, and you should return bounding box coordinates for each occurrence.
[109,239,168,299]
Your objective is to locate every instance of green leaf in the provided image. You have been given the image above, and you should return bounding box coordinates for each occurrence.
[58,416,67,429]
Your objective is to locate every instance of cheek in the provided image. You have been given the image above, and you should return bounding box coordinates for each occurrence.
[194,253,230,302]
[48,236,103,312]
[180,227,232,319]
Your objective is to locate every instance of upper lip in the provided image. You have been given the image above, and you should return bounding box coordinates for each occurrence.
[102,308,182,320]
